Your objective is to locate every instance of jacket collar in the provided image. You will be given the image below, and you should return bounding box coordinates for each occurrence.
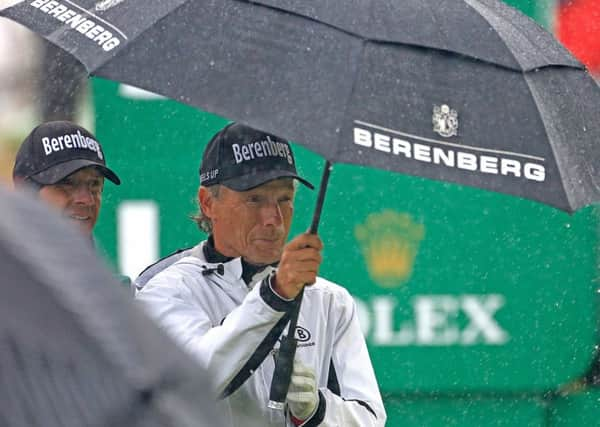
[197,240,244,282]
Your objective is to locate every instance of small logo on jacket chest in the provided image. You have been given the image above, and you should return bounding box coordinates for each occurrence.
[274,326,315,351]
[294,326,312,343]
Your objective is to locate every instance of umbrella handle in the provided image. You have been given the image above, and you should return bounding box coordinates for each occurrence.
[268,160,332,410]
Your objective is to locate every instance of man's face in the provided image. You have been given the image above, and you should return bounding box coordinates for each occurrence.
[200,178,295,265]
[38,167,104,236]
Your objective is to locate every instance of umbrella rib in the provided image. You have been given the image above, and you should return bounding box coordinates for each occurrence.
[521,73,575,210]
[249,0,540,70]
[462,0,524,69]
[421,0,452,50]
[354,120,546,162]
[463,0,580,72]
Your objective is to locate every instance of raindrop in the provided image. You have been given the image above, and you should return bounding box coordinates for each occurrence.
[209,60,215,67]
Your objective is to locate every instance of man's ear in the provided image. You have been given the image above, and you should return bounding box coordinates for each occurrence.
[198,186,213,217]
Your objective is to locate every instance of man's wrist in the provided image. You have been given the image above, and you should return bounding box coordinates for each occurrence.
[270,274,296,301]
[259,275,295,312]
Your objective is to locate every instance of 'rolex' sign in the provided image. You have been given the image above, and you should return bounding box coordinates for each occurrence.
[356,294,508,347]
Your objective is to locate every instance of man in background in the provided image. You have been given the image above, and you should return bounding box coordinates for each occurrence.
[12,120,120,239]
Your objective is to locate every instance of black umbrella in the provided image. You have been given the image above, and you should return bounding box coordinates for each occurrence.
[2,0,600,212]
[3,0,600,408]
[0,185,223,427]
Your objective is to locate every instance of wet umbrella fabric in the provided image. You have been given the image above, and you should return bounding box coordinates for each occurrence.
[0,186,223,427]
[2,0,600,212]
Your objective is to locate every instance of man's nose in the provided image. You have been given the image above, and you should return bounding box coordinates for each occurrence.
[262,201,283,225]
[71,184,96,204]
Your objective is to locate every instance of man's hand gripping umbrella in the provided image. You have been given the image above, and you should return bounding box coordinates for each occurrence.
[268,161,332,410]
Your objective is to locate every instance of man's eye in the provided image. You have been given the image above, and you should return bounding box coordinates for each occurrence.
[59,179,75,187]
[90,180,103,189]
[247,195,262,203]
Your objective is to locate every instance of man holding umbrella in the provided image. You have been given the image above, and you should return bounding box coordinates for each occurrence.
[135,122,386,426]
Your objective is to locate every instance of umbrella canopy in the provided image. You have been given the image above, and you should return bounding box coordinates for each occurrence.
[0,185,223,427]
[2,0,600,212]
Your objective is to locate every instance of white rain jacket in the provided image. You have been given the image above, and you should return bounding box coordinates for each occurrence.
[135,241,386,427]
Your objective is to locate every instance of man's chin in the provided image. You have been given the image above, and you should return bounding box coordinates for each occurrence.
[245,249,281,266]
[68,217,96,236]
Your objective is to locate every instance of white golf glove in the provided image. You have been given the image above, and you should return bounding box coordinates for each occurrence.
[286,360,319,422]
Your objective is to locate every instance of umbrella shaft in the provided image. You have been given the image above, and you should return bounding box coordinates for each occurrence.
[309,160,332,234]
[269,160,332,407]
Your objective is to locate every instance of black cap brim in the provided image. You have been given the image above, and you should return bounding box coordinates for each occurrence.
[29,159,121,185]
[222,169,313,191]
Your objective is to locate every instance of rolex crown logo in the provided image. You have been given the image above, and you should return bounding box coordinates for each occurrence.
[355,210,425,288]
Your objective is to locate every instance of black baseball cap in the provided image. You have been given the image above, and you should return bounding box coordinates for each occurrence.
[199,122,313,191]
[13,121,120,186]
